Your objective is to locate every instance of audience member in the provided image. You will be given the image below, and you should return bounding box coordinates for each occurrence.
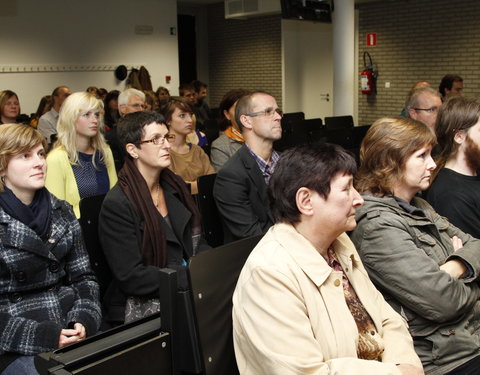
[233,142,423,375]
[106,88,146,171]
[161,97,214,194]
[191,80,211,125]
[155,86,170,107]
[400,81,430,116]
[97,87,108,101]
[45,92,117,218]
[144,90,160,112]
[0,90,21,125]
[210,88,249,171]
[103,90,120,129]
[30,95,52,128]
[0,124,101,374]
[98,111,208,326]
[427,96,480,238]
[405,86,442,130]
[86,86,100,98]
[213,91,282,243]
[179,83,208,146]
[439,74,464,101]
[351,116,480,375]
[38,85,72,144]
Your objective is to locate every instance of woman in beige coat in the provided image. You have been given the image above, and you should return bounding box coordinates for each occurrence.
[232,143,423,375]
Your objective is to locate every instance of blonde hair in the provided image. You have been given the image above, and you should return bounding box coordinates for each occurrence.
[54,92,110,166]
[356,117,436,197]
[0,123,47,192]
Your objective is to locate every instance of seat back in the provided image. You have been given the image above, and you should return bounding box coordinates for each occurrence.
[196,173,224,247]
[79,194,111,299]
[324,115,354,130]
[189,235,263,375]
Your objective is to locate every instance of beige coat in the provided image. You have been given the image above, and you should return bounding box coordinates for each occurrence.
[232,223,422,374]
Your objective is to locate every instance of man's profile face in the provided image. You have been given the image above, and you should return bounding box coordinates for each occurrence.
[445,81,464,98]
[246,94,282,142]
[120,95,146,116]
[409,93,442,130]
[182,89,197,105]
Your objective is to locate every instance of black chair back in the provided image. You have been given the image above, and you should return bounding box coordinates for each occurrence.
[189,235,263,375]
[324,115,354,130]
[79,194,111,299]
[196,174,224,247]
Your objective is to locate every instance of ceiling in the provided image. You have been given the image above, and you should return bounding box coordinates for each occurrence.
[179,0,384,5]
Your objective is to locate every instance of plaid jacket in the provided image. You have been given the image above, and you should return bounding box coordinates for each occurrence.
[0,194,101,355]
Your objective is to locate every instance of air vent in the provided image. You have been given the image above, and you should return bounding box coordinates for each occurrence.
[224,0,281,19]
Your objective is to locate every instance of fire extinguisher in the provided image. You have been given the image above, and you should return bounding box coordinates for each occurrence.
[361,52,377,95]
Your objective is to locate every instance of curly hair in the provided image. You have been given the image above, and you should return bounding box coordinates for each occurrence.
[356,117,436,197]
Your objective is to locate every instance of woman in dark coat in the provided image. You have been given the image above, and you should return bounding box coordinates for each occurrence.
[0,124,101,375]
[99,111,208,326]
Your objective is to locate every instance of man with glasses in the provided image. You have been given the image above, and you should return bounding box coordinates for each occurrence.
[406,86,442,130]
[108,88,147,171]
[214,91,282,243]
[38,85,72,145]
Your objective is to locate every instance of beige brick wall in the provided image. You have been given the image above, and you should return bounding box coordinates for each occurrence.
[358,0,480,125]
[207,3,282,108]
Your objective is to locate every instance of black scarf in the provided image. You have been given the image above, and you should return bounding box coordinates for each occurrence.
[0,187,52,239]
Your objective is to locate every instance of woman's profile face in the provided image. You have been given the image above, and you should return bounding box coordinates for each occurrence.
[310,173,364,235]
[395,146,436,200]
[76,110,100,139]
[168,106,193,136]
[2,95,20,119]
[224,101,239,130]
[3,144,46,195]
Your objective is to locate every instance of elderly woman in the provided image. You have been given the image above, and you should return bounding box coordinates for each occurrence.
[98,111,208,326]
[161,97,214,194]
[351,117,480,375]
[233,143,422,375]
[0,124,101,375]
[45,92,117,218]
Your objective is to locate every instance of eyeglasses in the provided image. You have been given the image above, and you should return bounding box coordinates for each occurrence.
[245,107,283,118]
[128,103,146,110]
[413,107,438,114]
[139,134,175,146]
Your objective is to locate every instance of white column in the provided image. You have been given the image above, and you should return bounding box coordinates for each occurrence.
[332,0,355,117]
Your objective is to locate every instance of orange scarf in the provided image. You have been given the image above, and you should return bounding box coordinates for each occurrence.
[224,126,244,143]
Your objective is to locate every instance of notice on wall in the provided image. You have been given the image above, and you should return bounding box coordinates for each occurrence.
[366,33,377,47]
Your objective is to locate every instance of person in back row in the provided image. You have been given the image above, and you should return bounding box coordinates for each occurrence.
[214,91,282,243]
[427,96,480,239]
[351,117,480,375]
[405,87,442,130]
[38,85,71,145]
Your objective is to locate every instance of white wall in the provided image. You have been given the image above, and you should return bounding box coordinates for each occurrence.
[282,19,333,120]
[0,0,179,114]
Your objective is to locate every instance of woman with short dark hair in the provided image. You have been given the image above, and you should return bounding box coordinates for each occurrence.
[233,142,422,375]
[352,117,480,375]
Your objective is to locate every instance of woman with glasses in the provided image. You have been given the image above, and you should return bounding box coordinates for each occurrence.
[98,111,208,327]
[45,92,117,218]
[161,97,214,194]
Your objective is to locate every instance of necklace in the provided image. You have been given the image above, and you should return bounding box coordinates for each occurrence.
[153,183,161,207]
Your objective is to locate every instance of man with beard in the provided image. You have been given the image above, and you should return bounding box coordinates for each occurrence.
[427,96,480,238]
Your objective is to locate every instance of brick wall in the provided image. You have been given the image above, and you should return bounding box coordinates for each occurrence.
[358,0,480,125]
[207,3,282,108]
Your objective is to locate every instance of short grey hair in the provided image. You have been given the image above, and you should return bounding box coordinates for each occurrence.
[405,87,441,117]
[118,88,145,109]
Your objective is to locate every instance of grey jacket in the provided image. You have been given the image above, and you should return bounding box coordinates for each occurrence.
[210,133,243,172]
[351,194,480,375]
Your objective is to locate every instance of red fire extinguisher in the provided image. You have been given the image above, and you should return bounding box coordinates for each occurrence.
[361,52,376,95]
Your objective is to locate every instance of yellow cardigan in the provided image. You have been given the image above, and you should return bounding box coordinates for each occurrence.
[45,147,118,218]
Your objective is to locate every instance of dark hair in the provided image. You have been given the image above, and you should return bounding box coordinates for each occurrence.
[33,95,52,120]
[439,74,463,97]
[117,110,166,152]
[434,96,480,176]
[268,143,357,224]
[218,89,250,130]
[356,117,436,197]
[179,83,195,96]
[51,86,68,97]
[103,90,120,127]
[191,80,207,93]
[160,97,193,124]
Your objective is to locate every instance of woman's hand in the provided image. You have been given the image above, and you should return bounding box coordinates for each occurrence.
[396,364,424,375]
[439,236,466,279]
[58,323,86,348]
[451,235,463,251]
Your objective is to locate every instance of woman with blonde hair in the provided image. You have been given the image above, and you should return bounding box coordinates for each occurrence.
[0,124,101,375]
[351,117,480,375]
[46,92,117,217]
